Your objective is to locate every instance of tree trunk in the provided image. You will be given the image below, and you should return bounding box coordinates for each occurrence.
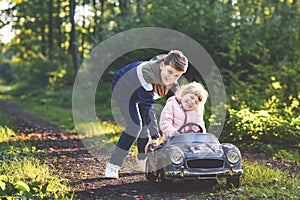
[119,0,130,16]
[57,0,62,49]
[136,0,144,16]
[48,0,53,60]
[41,27,46,56]
[69,0,79,73]
[93,0,105,42]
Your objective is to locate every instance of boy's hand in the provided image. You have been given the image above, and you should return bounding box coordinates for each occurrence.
[145,138,159,153]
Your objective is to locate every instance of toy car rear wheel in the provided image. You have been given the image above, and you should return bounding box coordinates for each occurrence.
[226,177,240,188]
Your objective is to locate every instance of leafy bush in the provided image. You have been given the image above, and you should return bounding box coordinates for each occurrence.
[0,62,14,84]
[221,98,299,152]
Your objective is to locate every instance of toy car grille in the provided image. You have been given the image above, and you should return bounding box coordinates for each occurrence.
[187,159,224,168]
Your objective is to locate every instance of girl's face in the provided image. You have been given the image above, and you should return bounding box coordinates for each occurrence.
[160,63,184,85]
[181,93,199,111]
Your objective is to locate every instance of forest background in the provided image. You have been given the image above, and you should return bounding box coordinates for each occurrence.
[0,0,299,153]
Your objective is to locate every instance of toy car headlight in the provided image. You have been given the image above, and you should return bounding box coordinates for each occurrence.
[226,150,240,164]
[170,149,184,165]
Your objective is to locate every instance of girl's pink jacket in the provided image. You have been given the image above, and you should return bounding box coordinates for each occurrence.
[159,96,206,140]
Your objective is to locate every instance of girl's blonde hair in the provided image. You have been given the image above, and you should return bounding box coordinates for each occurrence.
[175,81,208,109]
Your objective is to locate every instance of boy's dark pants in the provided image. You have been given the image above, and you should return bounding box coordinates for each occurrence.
[110,86,149,167]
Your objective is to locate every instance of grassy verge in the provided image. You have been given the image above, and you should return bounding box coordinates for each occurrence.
[0,110,74,199]
[3,81,113,133]
[10,98,76,133]
[189,160,299,199]
[240,161,299,199]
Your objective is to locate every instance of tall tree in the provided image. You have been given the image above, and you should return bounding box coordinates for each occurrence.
[69,0,79,73]
[48,0,54,59]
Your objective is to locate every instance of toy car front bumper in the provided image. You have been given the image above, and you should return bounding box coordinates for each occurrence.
[164,168,243,180]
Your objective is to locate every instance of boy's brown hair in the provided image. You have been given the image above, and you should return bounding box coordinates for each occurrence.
[163,50,188,72]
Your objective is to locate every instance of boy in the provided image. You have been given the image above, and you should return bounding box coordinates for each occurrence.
[105,50,189,178]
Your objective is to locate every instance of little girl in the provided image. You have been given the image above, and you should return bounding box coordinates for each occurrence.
[159,81,208,142]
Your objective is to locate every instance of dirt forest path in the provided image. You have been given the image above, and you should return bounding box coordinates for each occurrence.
[0,101,222,200]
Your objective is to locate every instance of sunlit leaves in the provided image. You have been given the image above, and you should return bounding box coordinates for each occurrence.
[0,126,15,142]
[226,101,299,149]
[272,82,282,90]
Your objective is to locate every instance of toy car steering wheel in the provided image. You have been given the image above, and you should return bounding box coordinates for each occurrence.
[178,122,203,134]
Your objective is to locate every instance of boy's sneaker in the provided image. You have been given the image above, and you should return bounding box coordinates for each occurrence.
[105,162,120,179]
[138,158,147,172]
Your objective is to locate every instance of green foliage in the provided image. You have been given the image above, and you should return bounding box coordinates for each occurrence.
[0,124,72,199]
[0,157,71,199]
[0,109,16,142]
[0,126,15,143]
[0,180,47,199]
[221,98,299,152]
[96,81,114,118]
[7,85,72,108]
[0,107,73,199]
[2,0,300,113]
[11,58,48,86]
[9,56,73,91]
[0,57,14,84]
[39,88,73,107]
[113,1,300,150]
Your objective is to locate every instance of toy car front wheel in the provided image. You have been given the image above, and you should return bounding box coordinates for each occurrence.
[226,177,240,188]
[157,168,171,189]
[145,159,156,184]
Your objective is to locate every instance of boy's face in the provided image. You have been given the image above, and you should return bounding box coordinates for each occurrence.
[160,63,184,85]
[181,93,199,111]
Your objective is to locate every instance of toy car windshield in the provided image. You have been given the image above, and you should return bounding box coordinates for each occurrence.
[166,133,220,145]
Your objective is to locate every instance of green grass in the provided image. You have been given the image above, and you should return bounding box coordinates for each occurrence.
[189,161,299,199]
[239,161,299,199]
[0,85,12,94]
[6,81,114,119]
[13,99,75,132]
[0,113,15,142]
[273,149,300,163]
[9,96,120,135]
[95,81,114,118]
[4,81,114,133]
[0,110,73,199]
